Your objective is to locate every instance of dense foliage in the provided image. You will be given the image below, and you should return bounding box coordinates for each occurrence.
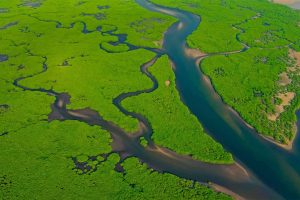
[0,0,175,132]
[0,119,231,199]
[123,56,233,163]
[0,0,232,199]
[201,48,300,143]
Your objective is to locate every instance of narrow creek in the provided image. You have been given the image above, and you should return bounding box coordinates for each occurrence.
[136,0,300,199]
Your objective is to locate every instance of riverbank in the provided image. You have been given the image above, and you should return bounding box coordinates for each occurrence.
[211,184,244,200]
[261,134,294,151]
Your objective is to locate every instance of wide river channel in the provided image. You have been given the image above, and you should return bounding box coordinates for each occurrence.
[136,0,300,199]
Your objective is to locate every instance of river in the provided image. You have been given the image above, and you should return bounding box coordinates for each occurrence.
[136,0,300,199]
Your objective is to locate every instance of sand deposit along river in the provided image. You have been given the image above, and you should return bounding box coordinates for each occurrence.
[135,0,300,199]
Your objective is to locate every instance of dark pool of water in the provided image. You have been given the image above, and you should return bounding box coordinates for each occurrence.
[20,2,42,8]
[0,54,8,62]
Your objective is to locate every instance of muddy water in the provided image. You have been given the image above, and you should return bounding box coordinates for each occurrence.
[136,0,300,199]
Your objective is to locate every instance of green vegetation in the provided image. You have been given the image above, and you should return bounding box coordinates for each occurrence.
[0,0,175,132]
[0,120,230,199]
[0,0,233,199]
[100,42,130,53]
[153,0,300,52]
[152,0,300,143]
[3,0,298,198]
[0,115,231,199]
[123,56,233,163]
[201,48,300,142]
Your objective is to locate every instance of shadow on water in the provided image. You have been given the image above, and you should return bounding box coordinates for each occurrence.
[136,0,300,199]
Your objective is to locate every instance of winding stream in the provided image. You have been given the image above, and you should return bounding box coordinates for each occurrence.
[10,0,300,199]
[136,0,300,199]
